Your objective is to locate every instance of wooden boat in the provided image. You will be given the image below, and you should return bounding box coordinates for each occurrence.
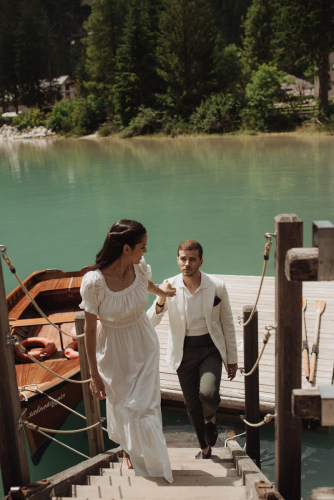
[7,267,90,465]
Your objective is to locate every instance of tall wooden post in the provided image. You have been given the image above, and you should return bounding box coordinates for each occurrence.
[75,312,105,457]
[275,214,303,500]
[0,255,30,493]
[243,306,261,468]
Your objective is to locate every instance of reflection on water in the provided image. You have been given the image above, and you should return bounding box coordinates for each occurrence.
[1,135,334,499]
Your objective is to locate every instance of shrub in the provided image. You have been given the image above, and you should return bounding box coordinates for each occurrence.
[47,100,75,133]
[12,108,46,130]
[98,121,119,137]
[120,107,162,138]
[72,98,106,134]
[191,94,241,134]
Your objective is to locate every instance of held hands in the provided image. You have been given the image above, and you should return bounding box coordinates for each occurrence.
[227,363,238,381]
[90,373,106,400]
[159,280,176,298]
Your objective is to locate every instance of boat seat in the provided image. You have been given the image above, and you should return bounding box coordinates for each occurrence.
[9,313,79,328]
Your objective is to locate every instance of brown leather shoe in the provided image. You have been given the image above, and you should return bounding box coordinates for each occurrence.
[195,447,212,459]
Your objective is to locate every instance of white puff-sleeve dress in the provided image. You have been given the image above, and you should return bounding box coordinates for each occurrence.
[79,258,173,483]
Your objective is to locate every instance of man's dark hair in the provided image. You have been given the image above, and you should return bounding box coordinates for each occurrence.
[177,240,203,260]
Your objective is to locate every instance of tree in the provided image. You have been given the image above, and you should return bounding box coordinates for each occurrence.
[242,0,274,71]
[156,0,218,117]
[15,0,59,109]
[113,0,161,125]
[220,0,253,46]
[272,0,334,108]
[83,0,127,87]
[0,0,20,112]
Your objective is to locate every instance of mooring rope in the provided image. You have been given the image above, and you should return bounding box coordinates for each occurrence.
[26,426,90,459]
[13,338,91,384]
[20,385,108,433]
[0,246,84,339]
[238,232,276,327]
[239,326,275,377]
[23,419,102,434]
[240,413,276,428]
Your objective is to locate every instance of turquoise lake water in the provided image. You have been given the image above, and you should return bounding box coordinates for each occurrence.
[1,134,334,499]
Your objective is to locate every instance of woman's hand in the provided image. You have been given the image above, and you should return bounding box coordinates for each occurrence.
[90,373,106,400]
[159,281,176,298]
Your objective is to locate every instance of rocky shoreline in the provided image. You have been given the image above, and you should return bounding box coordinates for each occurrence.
[0,124,55,139]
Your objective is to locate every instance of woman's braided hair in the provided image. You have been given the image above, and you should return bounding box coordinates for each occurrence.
[91,219,147,270]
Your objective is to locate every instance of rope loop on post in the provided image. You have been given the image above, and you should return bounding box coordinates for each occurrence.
[1,246,84,338]
[238,231,276,327]
[23,420,102,434]
[240,413,276,428]
[239,324,276,377]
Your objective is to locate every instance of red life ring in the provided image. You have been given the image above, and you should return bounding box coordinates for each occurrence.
[64,340,79,360]
[14,337,57,363]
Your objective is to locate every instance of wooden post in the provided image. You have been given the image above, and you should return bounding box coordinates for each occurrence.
[275,214,303,500]
[0,255,30,493]
[243,306,261,469]
[75,312,105,457]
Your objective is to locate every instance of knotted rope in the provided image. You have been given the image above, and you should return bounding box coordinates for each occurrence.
[0,246,84,338]
[240,413,276,428]
[238,233,276,327]
[239,326,275,377]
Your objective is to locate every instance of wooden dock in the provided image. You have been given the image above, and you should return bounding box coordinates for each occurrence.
[26,441,273,500]
[157,274,334,414]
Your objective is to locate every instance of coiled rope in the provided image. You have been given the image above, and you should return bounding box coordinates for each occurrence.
[0,246,84,339]
[13,338,91,384]
[240,413,276,427]
[239,326,275,377]
[238,232,276,327]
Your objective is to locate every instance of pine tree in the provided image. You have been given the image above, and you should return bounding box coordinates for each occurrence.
[83,0,128,87]
[113,0,161,125]
[0,0,20,112]
[220,0,253,46]
[157,0,218,117]
[272,0,334,108]
[242,0,274,71]
[15,0,59,109]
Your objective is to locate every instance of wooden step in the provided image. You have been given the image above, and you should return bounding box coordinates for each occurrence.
[166,447,233,460]
[69,481,246,499]
[92,467,239,481]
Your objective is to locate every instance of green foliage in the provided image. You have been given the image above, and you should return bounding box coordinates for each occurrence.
[11,108,46,130]
[220,0,253,46]
[0,0,20,112]
[98,121,119,136]
[242,64,290,131]
[83,0,127,86]
[242,0,274,71]
[114,0,161,126]
[191,94,241,133]
[215,44,250,95]
[47,100,75,132]
[120,107,162,137]
[156,0,218,118]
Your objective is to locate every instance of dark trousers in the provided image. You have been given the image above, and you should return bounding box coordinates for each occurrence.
[177,333,222,450]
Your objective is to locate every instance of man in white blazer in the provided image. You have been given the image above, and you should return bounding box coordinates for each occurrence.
[147,240,238,459]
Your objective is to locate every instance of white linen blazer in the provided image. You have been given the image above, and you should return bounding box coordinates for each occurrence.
[147,271,238,371]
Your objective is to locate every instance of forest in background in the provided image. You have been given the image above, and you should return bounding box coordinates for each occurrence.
[1,0,334,136]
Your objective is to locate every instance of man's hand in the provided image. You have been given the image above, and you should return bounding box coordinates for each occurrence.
[227,363,238,381]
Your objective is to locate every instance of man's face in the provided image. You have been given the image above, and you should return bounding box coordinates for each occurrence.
[177,249,203,277]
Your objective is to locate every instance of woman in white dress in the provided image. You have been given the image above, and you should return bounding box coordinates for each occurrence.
[79,219,174,483]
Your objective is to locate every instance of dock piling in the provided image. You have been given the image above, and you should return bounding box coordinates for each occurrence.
[243,305,261,468]
[0,254,30,493]
[76,312,105,457]
[274,214,303,500]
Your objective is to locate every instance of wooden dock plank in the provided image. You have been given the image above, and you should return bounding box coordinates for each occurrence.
[157,275,334,411]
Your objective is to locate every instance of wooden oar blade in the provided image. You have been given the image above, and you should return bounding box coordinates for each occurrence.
[315,300,326,314]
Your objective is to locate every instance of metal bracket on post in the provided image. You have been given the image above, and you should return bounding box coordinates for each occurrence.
[312,221,334,280]
[17,416,23,432]
[5,331,12,345]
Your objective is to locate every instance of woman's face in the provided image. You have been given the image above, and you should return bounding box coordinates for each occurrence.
[129,233,148,264]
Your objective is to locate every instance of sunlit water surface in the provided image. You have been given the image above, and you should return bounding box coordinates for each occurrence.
[1,135,334,499]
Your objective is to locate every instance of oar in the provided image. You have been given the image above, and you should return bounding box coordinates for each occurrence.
[302,298,309,380]
[309,300,326,384]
